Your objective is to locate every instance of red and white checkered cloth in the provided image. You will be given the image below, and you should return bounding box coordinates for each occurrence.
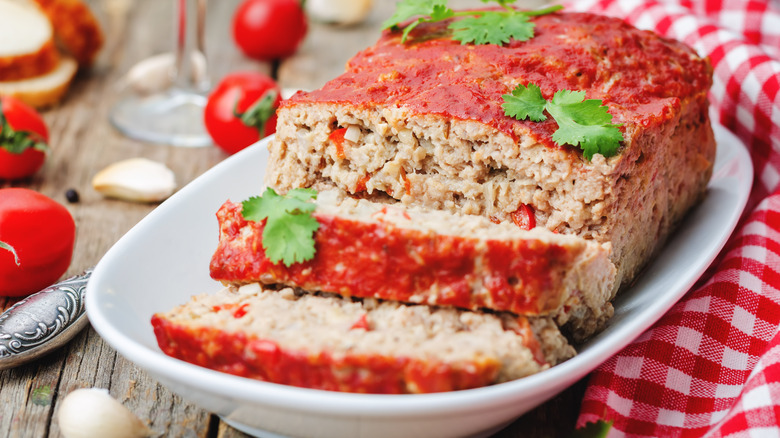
[561,0,780,436]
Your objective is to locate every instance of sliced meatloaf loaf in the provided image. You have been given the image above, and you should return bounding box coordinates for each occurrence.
[210,189,615,338]
[265,11,716,294]
[152,283,575,393]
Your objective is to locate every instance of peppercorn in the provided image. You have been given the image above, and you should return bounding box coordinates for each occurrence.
[65,188,80,203]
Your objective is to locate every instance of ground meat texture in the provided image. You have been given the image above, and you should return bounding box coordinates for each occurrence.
[151,284,575,394]
[265,11,716,295]
[210,190,615,339]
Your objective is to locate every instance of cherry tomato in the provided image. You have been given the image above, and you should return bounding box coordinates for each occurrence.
[204,71,282,154]
[0,188,76,297]
[232,0,307,60]
[0,96,49,180]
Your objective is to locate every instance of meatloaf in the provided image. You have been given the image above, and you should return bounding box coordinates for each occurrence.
[265,11,716,293]
[210,189,615,338]
[151,283,575,394]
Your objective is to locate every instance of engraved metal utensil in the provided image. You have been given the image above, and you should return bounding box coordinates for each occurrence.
[0,269,92,370]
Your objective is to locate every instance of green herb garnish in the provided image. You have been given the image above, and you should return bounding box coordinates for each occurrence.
[30,385,53,406]
[570,420,613,438]
[382,0,563,45]
[0,240,19,265]
[502,83,624,160]
[241,188,319,267]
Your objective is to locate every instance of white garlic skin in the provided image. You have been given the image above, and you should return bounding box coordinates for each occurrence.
[57,388,154,438]
[92,158,176,203]
[305,0,374,25]
[121,52,207,95]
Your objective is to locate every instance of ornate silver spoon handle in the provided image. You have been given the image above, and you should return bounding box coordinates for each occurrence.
[0,268,92,370]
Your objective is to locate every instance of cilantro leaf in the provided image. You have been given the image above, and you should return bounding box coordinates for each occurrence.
[570,420,613,438]
[0,240,19,265]
[450,12,534,45]
[501,82,547,122]
[501,84,624,160]
[241,188,320,266]
[382,0,448,30]
[384,0,562,45]
[546,90,624,160]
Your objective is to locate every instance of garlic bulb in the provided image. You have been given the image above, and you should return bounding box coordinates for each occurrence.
[92,158,176,203]
[57,388,154,438]
[305,0,374,26]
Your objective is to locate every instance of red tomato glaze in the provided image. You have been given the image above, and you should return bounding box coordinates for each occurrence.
[210,201,576,315]
[283,12,711,147]
[151,315,500,393]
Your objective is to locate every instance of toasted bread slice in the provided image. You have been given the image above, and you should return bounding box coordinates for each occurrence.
[24,0,104,68]
[0,0,59,81]
[0,55,77,108]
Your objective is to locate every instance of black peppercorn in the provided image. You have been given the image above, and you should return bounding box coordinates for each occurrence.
[65,188,80,203]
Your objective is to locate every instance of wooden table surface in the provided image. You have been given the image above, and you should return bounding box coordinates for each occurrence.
[0,1,587,436]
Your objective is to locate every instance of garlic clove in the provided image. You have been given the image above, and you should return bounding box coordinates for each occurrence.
[57,388,154,438]
[305,0,374,26]
[120,52,207,96]
[92,158,176,203]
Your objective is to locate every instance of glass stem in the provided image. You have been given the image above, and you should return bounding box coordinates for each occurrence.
[172,0,209,93]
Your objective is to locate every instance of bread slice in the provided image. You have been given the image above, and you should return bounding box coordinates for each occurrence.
[152,284,575,393]
[0,0,59,81]
[0,55,77,108]
[210,189,615,339]
[23,0,103,68]
[265,12,716,296]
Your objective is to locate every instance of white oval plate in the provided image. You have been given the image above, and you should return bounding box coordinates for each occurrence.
[87,123,752,438]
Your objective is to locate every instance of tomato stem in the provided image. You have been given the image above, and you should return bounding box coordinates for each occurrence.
[0,100,50,155]
[233,89,279,136]
[0,239,20,266]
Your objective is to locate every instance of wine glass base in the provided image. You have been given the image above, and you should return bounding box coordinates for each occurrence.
[109,90,212,147]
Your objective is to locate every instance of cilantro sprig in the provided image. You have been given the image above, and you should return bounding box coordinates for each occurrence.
[241,188,320,267]
[0,240,20,265]
[382,0,563,45]
[502,83,624,160]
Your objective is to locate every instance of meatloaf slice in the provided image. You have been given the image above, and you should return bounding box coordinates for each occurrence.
[265,11,716,295]
[210,189,615,339]
[152,283,575,394]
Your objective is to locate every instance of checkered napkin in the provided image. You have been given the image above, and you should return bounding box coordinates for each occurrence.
[560,0,780,436]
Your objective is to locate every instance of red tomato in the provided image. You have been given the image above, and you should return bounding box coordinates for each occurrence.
[204,71,282,154]
[232,0,307,60]
[0,96,49,180]
[0,188,76,297]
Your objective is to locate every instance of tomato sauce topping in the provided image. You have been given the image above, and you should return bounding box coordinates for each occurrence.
[151,316,501,393]
[210,201,576,316]
[284,12,711,147]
